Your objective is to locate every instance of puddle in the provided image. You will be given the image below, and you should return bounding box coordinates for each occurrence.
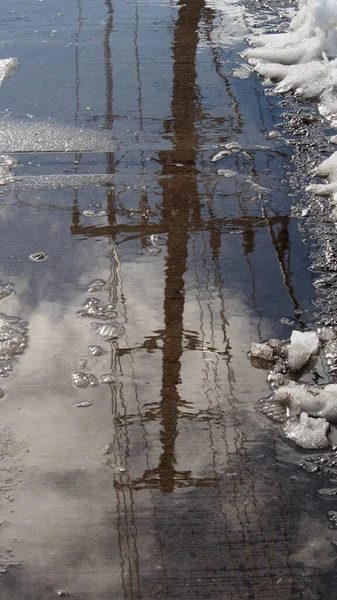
[0,0,336,598]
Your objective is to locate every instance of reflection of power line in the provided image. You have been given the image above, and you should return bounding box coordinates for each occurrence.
[263,207,303,322]
[104,0,113,131]
[75,0,83,122]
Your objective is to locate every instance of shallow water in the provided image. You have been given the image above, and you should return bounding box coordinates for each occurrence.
[0,0,336,598]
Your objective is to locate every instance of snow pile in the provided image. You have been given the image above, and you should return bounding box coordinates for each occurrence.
[243,1,337,210]
[307,150,337,212]
[0,58,18,86]
[244,0,337,126]
[250,326,337,449]
[274,380,337,422]
[283,412,330,450]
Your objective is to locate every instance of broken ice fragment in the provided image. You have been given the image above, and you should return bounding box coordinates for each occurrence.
[29,252,48,261]
[283,413,330,450]
[287,330,319,371]
[273,381,337,423]
[75,400,92,408]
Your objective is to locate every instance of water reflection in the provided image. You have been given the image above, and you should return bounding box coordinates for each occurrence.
[0,0,328,597]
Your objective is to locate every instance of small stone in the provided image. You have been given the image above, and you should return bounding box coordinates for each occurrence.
[318,327,337,343]
[102,443,113,455]
[250,342,274,362]
[29,252,48,261]
[267,338,287,357]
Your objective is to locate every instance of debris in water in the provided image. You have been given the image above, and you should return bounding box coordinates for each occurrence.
[29,252,48,262]
[102,443,113,455]
[56,590,69,598]
[82,210,108,218]
[87,345,107,357]
[287,330,319,371]
[283,413,330,450]
[0,284,14,301]
[99,373,117,385]
[75,400,92,408]
[91,322,125,341]
[210,149,231,162]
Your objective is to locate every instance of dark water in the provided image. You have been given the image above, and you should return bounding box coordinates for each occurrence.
[0,1,336,598]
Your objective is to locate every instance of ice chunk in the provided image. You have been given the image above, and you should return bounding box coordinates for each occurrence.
[250,342,274,362]
[283,413,330,450]
[287,330,319,371]
[0,58,18,87]
[274,381,337,423]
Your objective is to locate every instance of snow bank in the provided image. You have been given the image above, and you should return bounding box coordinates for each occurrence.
[244,0,337,126]
[243,1,337,209]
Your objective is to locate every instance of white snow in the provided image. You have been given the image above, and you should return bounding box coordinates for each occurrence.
[274,380,337,422]
[243,0,337,210]
[287,330,319,371]
[283,412,330,449]
[244,0,337,127]
[0,119,117,153]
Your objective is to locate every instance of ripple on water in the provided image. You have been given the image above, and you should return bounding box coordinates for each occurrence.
[65,354,97,369]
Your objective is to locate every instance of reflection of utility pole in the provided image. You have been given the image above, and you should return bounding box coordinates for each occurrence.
[156,0,205,493]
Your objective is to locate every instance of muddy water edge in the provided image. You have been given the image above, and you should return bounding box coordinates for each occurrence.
[0,0,336,598]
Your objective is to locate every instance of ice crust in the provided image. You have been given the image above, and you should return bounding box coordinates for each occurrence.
[0,119,117,153]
